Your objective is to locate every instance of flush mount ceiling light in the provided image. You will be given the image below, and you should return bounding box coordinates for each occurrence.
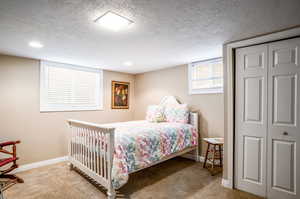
[29,41,43,48]
[123,61,133,66]
[95,11,134,32]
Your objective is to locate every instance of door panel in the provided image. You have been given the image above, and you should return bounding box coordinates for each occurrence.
[244,77,263,123]
[273,74,296,125]
[243,136,263,183]
[267,38,300,199]
[272,46,298,68]
[235,44,268,197]
[245,52,264,69]
[272,140,295,194]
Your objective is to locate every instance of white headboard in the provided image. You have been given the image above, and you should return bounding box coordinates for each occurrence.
[159,96,180,107]
[159,96,199,132]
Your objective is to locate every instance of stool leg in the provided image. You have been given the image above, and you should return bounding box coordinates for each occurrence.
[212,145,216,169]
[203,143,210,168]
[219,145,223,168]
[210,145,218,176]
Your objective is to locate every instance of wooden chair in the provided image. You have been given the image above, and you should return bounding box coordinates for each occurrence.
[0,140,24,198]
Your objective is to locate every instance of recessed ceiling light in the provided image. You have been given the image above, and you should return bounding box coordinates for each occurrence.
[29,41,43,48]
[123,61,133,66]
[95,11,134,32]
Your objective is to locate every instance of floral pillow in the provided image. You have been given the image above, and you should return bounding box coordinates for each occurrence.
[164,104,189,124]
[146,105,165,122]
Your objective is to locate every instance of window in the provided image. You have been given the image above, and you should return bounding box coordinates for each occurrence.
[40,61,103,112]
[188,57,223,94]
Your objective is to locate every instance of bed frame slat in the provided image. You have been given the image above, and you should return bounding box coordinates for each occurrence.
[68,120,116,199]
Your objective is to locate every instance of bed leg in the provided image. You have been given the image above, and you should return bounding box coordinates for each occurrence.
[107,189,116,199]
[69,163,74,171]
[195,147,200,162]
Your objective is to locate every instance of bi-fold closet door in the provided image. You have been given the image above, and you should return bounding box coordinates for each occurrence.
[235,37,300,199]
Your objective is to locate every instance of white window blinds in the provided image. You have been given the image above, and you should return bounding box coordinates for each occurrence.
[188,58,223,94]
[40,61,103,112]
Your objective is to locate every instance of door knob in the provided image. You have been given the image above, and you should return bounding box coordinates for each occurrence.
[283,132,288,135]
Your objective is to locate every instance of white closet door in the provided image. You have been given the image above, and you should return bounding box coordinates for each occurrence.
[267,38,300,199]
[235,44,268,197]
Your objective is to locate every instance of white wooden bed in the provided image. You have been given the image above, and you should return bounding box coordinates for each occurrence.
[67,96,199,199]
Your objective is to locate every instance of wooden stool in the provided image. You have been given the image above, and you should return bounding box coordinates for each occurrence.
[203,138,224,175]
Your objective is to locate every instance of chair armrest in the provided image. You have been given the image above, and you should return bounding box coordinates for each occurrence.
[0,140,20,147]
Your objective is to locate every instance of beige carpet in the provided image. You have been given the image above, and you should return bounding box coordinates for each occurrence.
[5,157,262,199]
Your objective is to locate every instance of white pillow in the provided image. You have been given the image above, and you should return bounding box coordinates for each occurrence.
[164,104,189,123]
[145,105,165,122]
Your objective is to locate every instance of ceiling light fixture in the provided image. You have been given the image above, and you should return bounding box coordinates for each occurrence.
[123,61,133,66]
[95,11,134,32]
[29,41,43,48]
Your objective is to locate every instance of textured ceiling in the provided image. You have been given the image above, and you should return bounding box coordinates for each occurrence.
[0,0,299,73]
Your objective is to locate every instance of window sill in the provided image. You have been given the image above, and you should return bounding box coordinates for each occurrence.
[40,107,104,113]
[189,88,223,95]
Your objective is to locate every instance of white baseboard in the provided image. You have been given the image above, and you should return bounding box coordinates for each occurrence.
[222,178,233,189]
[183,154,231,189]
[13,155,225,176]
[183,154,223,164]
[13,156,68,173]
[181,153,205,162]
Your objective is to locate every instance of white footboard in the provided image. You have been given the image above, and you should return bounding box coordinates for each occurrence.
[67,120,116,199]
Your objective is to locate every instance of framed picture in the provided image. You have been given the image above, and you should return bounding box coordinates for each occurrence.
[111,81,130,109]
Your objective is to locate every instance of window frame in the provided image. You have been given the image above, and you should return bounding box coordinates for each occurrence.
[188,57,223,95]
[40,61,103,112]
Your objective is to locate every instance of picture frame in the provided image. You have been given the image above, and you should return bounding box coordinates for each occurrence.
[111,81,130,109]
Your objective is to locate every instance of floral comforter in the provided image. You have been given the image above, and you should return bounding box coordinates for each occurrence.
[102,120,198,189]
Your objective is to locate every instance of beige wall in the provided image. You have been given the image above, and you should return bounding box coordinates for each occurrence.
[0,54,135,165]
[133,65,224,156]
[0,55,224,167]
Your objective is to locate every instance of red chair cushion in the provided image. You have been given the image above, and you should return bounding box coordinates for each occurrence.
[0,157,17,167]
